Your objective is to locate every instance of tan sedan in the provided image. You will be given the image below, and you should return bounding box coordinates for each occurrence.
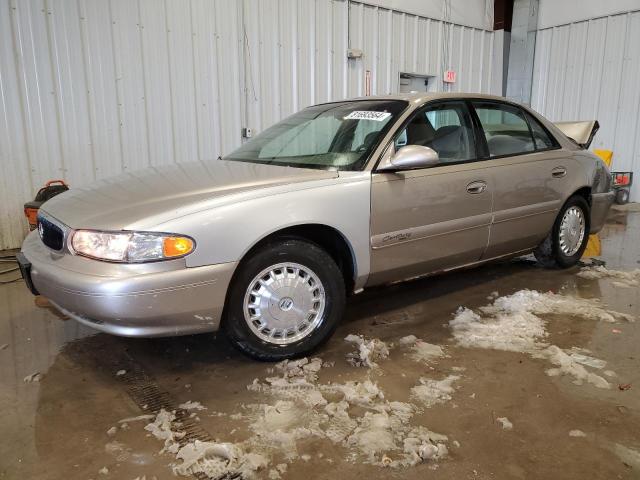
[18,93,613,360]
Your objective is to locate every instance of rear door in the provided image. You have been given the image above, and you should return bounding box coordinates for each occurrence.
[368,100,493,285]
[470,101,572,259]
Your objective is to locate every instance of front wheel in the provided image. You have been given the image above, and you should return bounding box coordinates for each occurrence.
[223,238,346,361]
[534,195,591,269]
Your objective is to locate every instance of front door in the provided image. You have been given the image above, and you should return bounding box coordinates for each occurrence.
[368,101,492,286]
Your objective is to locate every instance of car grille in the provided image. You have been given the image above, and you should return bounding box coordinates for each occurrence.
[37,215,64,251]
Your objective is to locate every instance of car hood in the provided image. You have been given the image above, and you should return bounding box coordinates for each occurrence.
[41,159,338,230]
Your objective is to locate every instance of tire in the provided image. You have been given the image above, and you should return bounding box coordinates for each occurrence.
[534,195,591,269]
[223,238,346,361]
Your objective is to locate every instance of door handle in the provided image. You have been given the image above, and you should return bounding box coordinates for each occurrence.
[552,166,567,178]
[466,180,487,194]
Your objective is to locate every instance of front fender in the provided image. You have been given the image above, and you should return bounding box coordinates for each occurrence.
[152,172,373,289]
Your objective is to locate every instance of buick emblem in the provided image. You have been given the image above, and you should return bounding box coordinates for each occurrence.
[278,297,294,311]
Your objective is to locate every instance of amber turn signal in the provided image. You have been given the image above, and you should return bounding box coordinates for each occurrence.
[162,236,194,257]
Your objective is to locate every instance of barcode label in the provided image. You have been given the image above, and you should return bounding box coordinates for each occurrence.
[344,111,392,121]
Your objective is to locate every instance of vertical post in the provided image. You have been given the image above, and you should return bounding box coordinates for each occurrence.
[505,0,539,105]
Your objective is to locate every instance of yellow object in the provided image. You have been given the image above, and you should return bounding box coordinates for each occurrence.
[593,149,613,168]
[582,234,601,258]
[163,236,194,257]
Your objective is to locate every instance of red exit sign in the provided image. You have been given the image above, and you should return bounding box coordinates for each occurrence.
[444,70,456,83]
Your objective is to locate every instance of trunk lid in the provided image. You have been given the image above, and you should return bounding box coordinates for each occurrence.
[554,120,599,149]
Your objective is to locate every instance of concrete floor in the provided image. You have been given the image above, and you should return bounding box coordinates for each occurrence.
[1,209,639,480]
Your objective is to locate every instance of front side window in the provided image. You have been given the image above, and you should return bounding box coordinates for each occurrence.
[394,102,475,163]
[473,102,536,157]
[225,100,408,171]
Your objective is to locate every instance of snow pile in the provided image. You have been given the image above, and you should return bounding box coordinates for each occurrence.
[450,306,546,352]
[450,290,624,389]
[341,402,449,468]
[398,335,447,363]
[395,427,449,466]
[247,400,324,460]
[142,409,269,479]
[271,357,324,382]
[411,375,460,407]
[344,334,390,368]
[244,359,452,469]
[578,265,640,288]
[247,357,326,406]
[173,440,267,479]
[482,289,633,323]
[142,352,456,477]
[144,409,185,454]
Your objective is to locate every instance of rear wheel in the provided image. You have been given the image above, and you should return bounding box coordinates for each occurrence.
[534,195,590,269]
[223,238,346,361]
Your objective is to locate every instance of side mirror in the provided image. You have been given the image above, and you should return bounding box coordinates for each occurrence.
[379,145,440,171]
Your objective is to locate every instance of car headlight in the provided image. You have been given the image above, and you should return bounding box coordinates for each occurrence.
[71,230,195,262]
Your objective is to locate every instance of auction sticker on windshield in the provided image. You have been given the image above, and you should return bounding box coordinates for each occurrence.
[344,111,392,121]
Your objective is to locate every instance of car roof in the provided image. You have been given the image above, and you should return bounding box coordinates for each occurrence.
[349,92,519,105]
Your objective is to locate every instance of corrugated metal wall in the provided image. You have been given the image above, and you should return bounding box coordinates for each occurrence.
[0,0,498,250]
[531,9,640,201]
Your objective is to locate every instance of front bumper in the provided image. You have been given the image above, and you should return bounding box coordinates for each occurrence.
[20,231,237,337]
[590,191,615,234]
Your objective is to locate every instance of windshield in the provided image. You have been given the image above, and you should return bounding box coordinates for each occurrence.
[224,100,408,170]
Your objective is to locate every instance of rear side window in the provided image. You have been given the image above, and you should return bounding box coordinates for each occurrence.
[523,111,557,150]
[473,102,535,157]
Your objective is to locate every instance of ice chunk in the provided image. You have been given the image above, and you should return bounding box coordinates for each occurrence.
[178,401,207,411]
[398,335,418,345]
[409,341,446,363]
[118,414,154,424]
[543,346,610,389]
[23,372,41,383]
[399,336,446,363]
[568,349,607,369]
[344,334,390,368]
[497,417,513,430]
[577,265,640,288]
[569,430,586,437]
[105,441,130,462]
[411,375,460,407]
[611,444,640,470]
